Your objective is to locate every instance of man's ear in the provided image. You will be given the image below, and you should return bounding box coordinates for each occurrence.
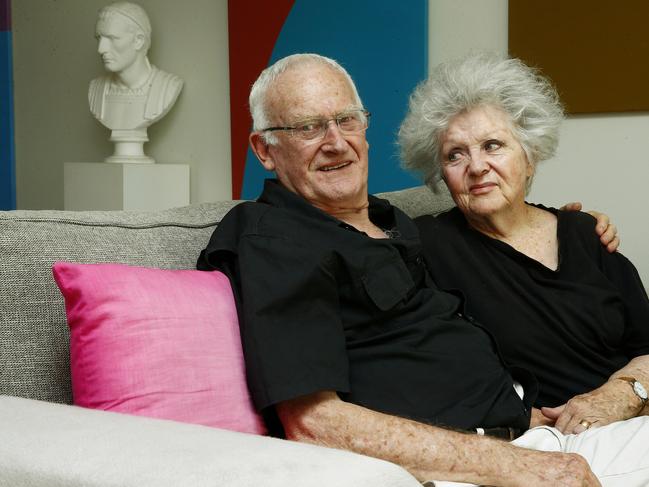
[250,132,276,171]
[134,33,146,51]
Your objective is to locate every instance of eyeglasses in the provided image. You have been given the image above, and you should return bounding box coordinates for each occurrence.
[262,109,371,142]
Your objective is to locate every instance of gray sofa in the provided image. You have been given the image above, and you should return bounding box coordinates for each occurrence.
[0,186,454,487]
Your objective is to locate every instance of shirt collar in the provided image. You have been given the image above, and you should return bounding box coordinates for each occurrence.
[257,178,400,233]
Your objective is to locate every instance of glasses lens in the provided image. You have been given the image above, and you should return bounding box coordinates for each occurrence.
[337,111,367,133]
[290,110,369,141]
[292,120,325,140]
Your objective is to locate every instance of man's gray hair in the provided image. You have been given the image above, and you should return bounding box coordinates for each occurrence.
[249,53,363,144]
[398,52,564,191]
[98,2,152,52]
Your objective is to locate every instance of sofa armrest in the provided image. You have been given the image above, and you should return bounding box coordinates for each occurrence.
[0,395,420,487]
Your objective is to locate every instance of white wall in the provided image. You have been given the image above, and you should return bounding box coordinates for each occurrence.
[428,0,508,65]
[12,0,231,209]
[429,0,648,287]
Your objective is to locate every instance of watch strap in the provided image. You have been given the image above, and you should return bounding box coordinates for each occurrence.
[616,376,648,406]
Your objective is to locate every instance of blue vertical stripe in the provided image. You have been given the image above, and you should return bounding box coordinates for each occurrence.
[241,0,427,199]
[0,29,15,210]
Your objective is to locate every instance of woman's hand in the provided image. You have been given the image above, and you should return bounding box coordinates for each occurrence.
[560,202,619,252]
[540,380,643,434]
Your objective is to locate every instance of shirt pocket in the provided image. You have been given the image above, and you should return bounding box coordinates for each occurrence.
[360,257,415,311]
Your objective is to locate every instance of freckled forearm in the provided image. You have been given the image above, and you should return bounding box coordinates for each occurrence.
[279,392,525,484]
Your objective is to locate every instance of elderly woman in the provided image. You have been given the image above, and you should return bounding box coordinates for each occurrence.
[399,53,649,435]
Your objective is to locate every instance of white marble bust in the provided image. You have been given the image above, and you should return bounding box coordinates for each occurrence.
[89,2,183,163]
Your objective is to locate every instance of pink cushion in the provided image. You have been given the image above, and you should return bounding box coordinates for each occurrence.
[52,262,266,435]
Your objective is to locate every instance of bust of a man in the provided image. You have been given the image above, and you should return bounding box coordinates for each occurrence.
[89,2,183,162]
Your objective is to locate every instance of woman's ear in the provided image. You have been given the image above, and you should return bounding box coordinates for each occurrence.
[526,158,536,179]
[249,132,276,171]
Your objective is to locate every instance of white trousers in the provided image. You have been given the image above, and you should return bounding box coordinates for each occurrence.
[429,415,649,487]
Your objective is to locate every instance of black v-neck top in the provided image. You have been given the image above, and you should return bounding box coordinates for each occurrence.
[198,180,534,435]
[416,205,649,407]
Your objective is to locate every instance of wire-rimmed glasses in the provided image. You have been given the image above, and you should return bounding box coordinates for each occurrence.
[262,109,370,143]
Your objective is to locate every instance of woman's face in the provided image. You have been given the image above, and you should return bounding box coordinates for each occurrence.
[439,105,533,219]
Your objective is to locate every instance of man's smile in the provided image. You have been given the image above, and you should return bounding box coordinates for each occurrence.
[318,161,352,172]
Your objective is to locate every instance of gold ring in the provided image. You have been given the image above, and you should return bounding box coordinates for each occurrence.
[579,419,592,429]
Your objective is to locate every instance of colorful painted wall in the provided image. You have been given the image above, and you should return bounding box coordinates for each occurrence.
[0,0,15,210]
[228,0,427,199]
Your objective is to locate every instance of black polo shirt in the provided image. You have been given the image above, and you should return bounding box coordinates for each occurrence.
[198,179,535,435]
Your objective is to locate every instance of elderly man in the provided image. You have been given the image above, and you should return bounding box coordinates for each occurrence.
[198,54,648,486]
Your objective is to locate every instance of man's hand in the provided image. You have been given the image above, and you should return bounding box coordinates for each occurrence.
[540,380,641,434]
[560,202,619,253]
[588,210,619,253]
[513,448,601,487]
[530,407,555,428]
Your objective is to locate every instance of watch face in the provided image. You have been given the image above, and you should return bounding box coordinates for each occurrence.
[634,381,649,401]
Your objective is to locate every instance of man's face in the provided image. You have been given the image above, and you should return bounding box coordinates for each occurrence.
[95,14,141,74]
[255,64,370,213]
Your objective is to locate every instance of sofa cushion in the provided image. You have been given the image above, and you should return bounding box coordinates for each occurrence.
[0,395,421,487]
[52,261,266,434]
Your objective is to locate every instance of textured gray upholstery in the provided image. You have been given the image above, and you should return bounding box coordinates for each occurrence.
[376,184,454,218]
[0,187,453,405]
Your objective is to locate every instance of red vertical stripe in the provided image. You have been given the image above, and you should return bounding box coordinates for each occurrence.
[0,0,11,31]
[228,0,294,199]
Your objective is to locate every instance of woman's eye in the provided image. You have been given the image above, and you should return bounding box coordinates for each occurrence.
[448,151,461,162]
[485,140,502,151]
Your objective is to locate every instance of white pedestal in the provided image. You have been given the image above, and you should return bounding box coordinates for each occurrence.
[64,162,190,211]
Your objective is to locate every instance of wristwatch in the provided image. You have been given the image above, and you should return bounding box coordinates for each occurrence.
[616,376,648,407]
